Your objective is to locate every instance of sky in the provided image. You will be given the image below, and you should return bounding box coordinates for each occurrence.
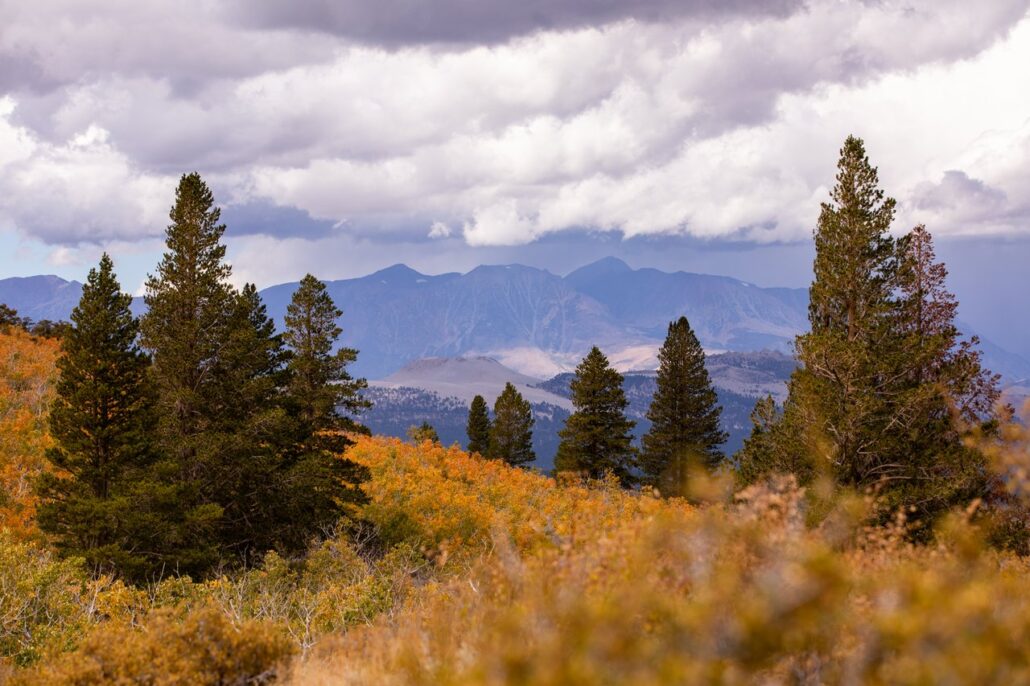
[1,0,1029,349]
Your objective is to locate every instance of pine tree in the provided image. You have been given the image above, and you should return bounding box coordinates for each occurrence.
[139,172,240,575]
[35,255,158,579]
[284,274,368,446]
[640,317,726,495]
[555,347,636,486]
[210,283,293,560]
[883,225,1001,523]
[784,136,899,487]
[737,393,815,484]
[466,395,491,455]
[0,304,29,330]
[280,274,370,541]
[894,225,1000,423]
[751,139,1001,528]
[489,383,535,467]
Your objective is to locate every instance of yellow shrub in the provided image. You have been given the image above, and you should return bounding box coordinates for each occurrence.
[14,604,296,686]
[348,436,688,559]
[0,330,59,538]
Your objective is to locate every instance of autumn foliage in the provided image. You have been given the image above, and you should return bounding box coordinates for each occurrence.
[349,435,683,558]
[0,329,59,538]
[7,338,1030,683]
[2,422,1030,683]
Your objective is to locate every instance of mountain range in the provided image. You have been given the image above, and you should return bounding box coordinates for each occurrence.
[2,257,1028,383]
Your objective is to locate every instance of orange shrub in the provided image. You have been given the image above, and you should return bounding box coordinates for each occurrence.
[289,475,1030,686]
[347,436,690,559]
[13,604,296,686]
[0,330,59,538]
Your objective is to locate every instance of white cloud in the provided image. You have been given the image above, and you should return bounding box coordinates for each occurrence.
[0,106,173,243]
[428,221,451,239]
[0,0,1027,253]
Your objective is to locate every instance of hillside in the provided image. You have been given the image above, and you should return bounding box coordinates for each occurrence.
[12,434,1030,683]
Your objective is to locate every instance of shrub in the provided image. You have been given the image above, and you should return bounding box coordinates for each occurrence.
[14,604,295,685]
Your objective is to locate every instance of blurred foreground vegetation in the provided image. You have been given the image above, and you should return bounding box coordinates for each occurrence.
[5,416,1030,683]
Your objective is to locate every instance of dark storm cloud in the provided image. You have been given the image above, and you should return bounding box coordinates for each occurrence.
[232,0,804,46]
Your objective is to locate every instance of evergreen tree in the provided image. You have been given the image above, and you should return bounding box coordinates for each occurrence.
[284,274,368,446]
[466,395,491,455]
[0,304,29,331]
[210,284,293,560]
[555,347,636,486]
[489,383,535,467]
[640,317,726,495]
[882,225,1001,522]
[280,274,370,541]
[893,225,1000,424]
[734,395,817,487]
[748,139,1001,528]
[35,255,157,579]
[784,136,900,486]
[139,172,243,575]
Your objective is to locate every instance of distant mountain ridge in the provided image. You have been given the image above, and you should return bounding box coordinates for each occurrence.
[3,258,1029,383]
[0,275,84,323]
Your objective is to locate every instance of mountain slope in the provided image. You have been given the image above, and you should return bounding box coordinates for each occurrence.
[4,260,1029,386]
[363,352,797,469]
[564,257,807,350]
[0,276,83,323]
[262,263,634,378]
[370,356,572,409]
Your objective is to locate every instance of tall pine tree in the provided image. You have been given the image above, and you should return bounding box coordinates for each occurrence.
[740,140,1001,529]
[284,275,368,444]
[640,317,726,496]
[140,173,253,574]
[466,395,491,455]
[555,347,636,486]
[489,383,535,467]
[787,136,899,486]
[883,224,1001,522]
[210,283,294,561]
[35,255,158,579]
[280,274,369,539]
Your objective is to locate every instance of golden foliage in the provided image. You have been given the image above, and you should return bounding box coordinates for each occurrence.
[289,475,1030,685]
[8,415,1030,684]
[14,604,295,686]
[0,330,59,538]
[348,435,688,559]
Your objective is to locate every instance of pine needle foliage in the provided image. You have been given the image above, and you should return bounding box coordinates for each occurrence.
[35,255,158,579]
[280,274,371,544]
[739,137,1001,529]
[489,383,535,467]
[465,395,491,455]
[555,347,636,486]
[640,316,726,495]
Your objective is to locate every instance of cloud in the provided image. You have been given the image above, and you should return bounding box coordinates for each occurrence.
[0,0,1028,254]
[910,168,1030,236]
[428,222,451,239]
[231,0,803,46]
[0,104,172,244]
